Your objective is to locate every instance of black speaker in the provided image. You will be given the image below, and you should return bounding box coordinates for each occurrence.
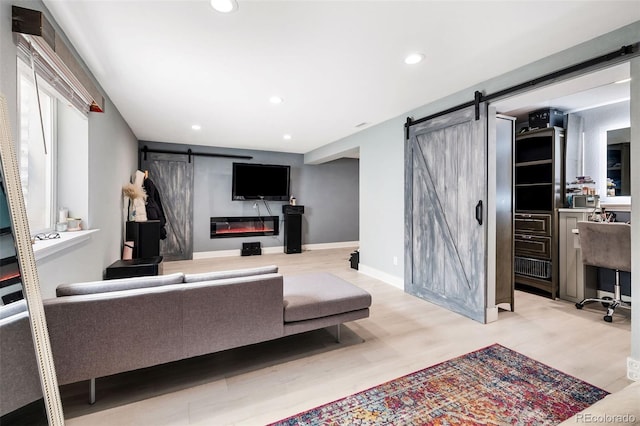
[283,212,303,254]
[241,242,261,256]
[282,205,304,215]
[125,220,160,258]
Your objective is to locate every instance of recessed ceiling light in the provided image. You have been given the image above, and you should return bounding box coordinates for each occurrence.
[283,134,292,140]
[355,122,368,128]
[210,0,238,13]
[191,124,202,131]
[269,96,283,104]
[404,53,425,65]
[614,78,631,84]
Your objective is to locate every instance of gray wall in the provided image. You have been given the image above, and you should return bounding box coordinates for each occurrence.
[306,22,640,362]
[1,0,139,298]
[140,141,359,253]
[306,21,639,282]
[57,100,89,223]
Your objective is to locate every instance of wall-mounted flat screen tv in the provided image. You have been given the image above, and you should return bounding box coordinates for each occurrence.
[232,162,291,201]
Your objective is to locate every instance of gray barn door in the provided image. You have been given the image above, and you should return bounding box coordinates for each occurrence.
[141,153,194,261]
[405,105,487,323]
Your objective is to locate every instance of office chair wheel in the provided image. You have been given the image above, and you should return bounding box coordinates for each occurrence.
[604,315,613,323]
[601,296,613,308]
[575,303,583,310]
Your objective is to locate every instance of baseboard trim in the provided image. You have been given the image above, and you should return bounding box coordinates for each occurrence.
[193,241,359,259]
[486,307,499,323]
[193,249,241,259]
[263,246,285,255]
[628,356,640,381]
[303,241,359,251]
[358,263,404,290]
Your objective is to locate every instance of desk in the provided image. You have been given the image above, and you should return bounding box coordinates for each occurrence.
[105,256,163,280]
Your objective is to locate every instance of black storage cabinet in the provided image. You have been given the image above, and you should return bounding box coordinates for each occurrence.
[125,220,160,259]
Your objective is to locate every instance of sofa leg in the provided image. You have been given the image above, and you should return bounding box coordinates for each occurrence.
[336,324,341,343]
[89,378,95,405]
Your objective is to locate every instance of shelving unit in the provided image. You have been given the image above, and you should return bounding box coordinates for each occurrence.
[0,179,23,304]
[0,226,23,304]
[513,126,564,298]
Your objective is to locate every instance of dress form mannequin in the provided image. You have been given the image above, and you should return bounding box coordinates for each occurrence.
[132,170,148,222]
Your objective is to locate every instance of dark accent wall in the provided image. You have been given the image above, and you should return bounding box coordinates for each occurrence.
[139,141,359,254]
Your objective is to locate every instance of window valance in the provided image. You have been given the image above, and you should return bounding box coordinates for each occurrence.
[13,6,104,114]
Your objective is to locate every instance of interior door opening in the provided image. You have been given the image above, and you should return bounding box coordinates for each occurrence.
[492,62,631,303]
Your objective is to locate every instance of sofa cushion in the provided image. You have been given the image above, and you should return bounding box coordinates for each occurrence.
[283,273,371,322]
[55,272,185,297]
[183,265,278,283]
[0,299,28,320]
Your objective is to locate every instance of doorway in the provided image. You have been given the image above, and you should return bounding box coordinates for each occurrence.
[492,62,631,301]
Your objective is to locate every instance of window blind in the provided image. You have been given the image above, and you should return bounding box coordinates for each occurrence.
[16,35,102,114]
[13,5,104,114]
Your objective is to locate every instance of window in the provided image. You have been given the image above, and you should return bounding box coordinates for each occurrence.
[17,58,90,236]
[14,28,93,241]
[18,64,56,233]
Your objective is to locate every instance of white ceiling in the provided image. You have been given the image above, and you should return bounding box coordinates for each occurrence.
[43,1,640,154]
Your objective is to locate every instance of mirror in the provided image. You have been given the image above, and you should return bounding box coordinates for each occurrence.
[606,127,631,197]
[0,93,64,424]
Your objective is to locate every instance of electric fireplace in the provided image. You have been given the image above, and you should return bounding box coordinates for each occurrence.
[210,216,279,238]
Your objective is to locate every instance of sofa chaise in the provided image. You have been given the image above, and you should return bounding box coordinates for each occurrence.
[0,266,371,415]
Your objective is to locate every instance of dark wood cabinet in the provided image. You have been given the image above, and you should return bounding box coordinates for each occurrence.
[513,127,564,297]
[125,220,160,259]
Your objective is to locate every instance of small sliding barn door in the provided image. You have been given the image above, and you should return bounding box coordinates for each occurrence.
[405,105,487,323]
[140,152,194,261]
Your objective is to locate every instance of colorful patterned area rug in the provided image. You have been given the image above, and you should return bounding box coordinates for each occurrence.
[270,343,608,425]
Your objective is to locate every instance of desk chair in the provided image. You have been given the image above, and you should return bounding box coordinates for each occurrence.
[575,221,631,323]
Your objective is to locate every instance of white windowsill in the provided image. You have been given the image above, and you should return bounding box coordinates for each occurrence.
[32,229,99,262]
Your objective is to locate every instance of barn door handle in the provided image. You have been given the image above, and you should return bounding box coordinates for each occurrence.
[475,200,483,225]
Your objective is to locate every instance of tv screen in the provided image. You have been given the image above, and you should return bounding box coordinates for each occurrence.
[232,163,291,201]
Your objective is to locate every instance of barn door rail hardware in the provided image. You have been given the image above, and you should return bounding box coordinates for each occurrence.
[140,146,253,164]
[405,43,638,138]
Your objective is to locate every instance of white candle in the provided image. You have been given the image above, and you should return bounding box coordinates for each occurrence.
[58,208,68,223]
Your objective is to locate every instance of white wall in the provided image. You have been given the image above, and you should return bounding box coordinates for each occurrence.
[630,56,639,378]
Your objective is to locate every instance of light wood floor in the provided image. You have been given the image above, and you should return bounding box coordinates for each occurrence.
[59,247,632,425]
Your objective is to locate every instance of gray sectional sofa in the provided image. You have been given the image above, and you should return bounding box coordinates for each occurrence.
[0,266,371,416]
[0,300,43,416]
